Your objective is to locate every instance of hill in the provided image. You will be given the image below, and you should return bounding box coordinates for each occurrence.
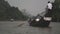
[0,0,28,21]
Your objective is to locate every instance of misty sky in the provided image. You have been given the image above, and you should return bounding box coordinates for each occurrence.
[5,0,54,16]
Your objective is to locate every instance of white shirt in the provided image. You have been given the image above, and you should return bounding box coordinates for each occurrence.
[47,3,53,10]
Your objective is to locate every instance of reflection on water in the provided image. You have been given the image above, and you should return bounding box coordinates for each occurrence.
[0,22,60,34]
[30,23,60,34]
[35,27,52,34]
[22,22,53,34]
[43,27,52,34]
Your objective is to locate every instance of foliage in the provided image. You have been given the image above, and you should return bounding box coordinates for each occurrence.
[0,0,29,21]
[52,0,60,22]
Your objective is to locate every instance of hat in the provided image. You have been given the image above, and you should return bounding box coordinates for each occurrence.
[48,1,50,3]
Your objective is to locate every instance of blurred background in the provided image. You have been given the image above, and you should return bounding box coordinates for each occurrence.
[0,0,60,34]
[0,0,60,22]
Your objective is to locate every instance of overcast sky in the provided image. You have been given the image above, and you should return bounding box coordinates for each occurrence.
[5,0,54,16]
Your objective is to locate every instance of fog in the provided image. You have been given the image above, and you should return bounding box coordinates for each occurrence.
[5,0,54,16]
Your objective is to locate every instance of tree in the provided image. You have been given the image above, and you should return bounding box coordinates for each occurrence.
[0,0,29,21]
[5,7,29,20]
[52,0,60,22]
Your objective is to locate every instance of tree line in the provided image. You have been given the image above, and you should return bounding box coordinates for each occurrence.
[0,0,29,21]
[52,0,60,22]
